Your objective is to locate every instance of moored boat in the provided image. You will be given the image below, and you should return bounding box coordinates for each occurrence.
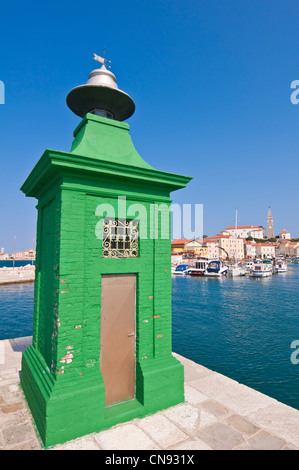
[242,261,254,273]
[275,260,287,273]
[187,259,209,276]
[227,263,246,277]
[204,260,228,277]
[249,261,272,277]
[173,264,190,275]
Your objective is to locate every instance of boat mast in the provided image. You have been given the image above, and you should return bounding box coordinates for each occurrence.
[235,208,237,263]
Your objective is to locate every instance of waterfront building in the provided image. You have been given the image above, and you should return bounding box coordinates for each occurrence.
[185,239,209,257]
[203,240,220,259]
[206,233,244,260]
[0,252,9,260]
[171,238,193,254]
[277,242,299,257]
[254,243,276,259]
[267,207,274,239]
[225,225,266,239]
[20,57,191,447]
[244,240,256,259]
[279,228,291,240]
[23,249,36,260]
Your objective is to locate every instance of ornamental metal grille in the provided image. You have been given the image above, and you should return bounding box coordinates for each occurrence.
[102,218,139,258]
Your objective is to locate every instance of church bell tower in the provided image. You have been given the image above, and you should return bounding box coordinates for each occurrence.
[267,206,274,239]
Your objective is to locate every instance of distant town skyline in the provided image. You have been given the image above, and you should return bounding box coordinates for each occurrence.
[1,206,296,256]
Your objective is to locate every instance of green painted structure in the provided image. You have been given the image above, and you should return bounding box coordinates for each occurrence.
[20,63,191,448]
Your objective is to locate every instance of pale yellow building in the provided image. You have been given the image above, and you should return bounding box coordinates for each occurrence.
[171,239,193,254]
[206,233,244,260]
[203,240,220,259]
[185,240,208,257]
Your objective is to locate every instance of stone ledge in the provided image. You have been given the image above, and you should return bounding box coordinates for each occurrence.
[0,337,298,450]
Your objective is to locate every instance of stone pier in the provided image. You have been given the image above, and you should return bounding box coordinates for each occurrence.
[0,336,298,450]
[0,267,35,286]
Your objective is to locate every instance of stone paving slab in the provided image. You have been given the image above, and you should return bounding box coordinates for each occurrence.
[0,337,298,450]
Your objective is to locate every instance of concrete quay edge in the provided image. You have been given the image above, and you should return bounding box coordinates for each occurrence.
[0,336,298,450]
[0,268,35,286]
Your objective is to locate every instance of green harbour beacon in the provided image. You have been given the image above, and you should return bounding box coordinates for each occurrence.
[20,54,191,447]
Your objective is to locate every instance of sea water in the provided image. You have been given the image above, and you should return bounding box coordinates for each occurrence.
[172,264,299,410]
[0,264,298,410]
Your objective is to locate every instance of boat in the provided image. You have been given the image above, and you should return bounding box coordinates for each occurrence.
[204,260,228,277]
[227,208,246,277]
[275,260,287,273]
[249,261,272,277]
[242,261,254,273]
[227,263,247,277]
[173,264,190,275]
[187,259,209,276]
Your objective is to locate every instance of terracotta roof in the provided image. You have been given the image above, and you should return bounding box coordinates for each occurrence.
[253,243,275,247]
[171,239,193,245]
[226,225,262,230]
[208,234,232,239]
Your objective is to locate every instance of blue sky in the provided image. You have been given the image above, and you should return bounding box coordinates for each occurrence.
[0,0,299,252]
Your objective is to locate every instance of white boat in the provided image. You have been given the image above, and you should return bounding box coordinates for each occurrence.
[228,264,247,277]
[187,259,209,276]
[173,264,190,275]
[242,261,254,273]
[171,265,177,274]
[227,208,245,278]
[249,262,272,277]
[204,260,228,277]
[275,260,287,273]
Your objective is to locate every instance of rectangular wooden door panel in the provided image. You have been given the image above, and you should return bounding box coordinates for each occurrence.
[100,274,136,407]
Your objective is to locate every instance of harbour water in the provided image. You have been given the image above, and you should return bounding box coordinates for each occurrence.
[172,263,299,410]
[0,263,298,410]
[0,260,35,268]
[0,283,34,340]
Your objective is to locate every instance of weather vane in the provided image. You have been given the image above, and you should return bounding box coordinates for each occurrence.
[93,47,111,68]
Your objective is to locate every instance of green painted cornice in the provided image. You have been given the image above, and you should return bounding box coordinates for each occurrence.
[21,148,192,199]
[21,114,192,198]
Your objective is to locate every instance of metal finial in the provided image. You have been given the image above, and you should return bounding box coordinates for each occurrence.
[93,48,111,68]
